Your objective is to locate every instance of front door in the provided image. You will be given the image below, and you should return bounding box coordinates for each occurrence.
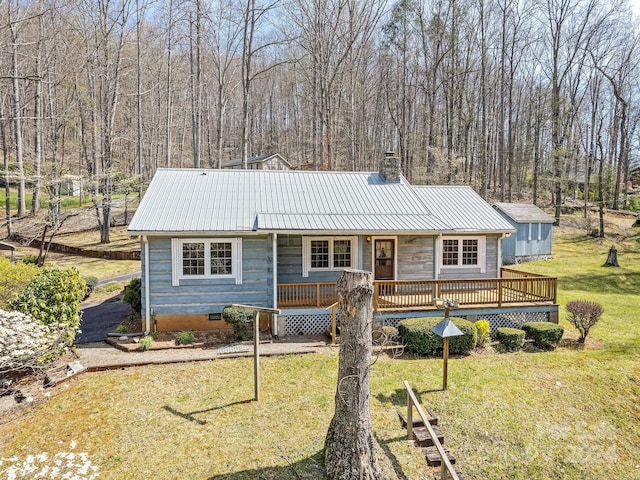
[374,239,395,280]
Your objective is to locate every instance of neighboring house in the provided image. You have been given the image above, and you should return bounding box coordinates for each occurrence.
[493,202,555,265]
[128,155,558,336]
[220,153,291,170]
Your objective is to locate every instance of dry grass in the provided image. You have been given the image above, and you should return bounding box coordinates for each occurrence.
[53,226,140,252]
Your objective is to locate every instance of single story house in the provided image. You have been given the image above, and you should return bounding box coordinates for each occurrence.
[220,153,291,170]
[493,202,555,265]
[128,156,558,335]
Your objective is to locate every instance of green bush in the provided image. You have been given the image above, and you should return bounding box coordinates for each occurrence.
[21,254,40,265]
[522,321,564,348]
[123,278,142,314]
[222,306,254,341]
[138,336,153,351]
[177,330,195,345]
[9,267,86,347]
[0,257,39,309]
[496,327,526,351]
[83,276,99,298]
[398,317,477,356]
[475,319,491,347]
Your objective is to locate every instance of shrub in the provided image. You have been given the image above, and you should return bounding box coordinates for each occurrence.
[566,300,604,343]
[83,276,99,298]
[0,257,38,309]
[123,278,142,314]
[138,336,153,351]
[398,317,477,356]
[496,327,526,351]
[0,309,65,373]
[9,267,86,347]
[222,306,254,341]
[177,330,195,345]
[475,319,491,347]
[522,321,564,348]
[115,324,128,334]
[21,254,40,265]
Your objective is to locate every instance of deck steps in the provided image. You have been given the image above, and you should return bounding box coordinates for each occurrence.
[421,446,456,467]
[397,408,439,428]
[412,425,445,447]
[398,404,466,479]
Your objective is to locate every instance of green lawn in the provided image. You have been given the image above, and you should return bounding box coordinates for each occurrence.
[1,215,639,479]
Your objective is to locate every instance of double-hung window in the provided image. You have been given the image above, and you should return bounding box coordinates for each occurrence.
[304,236,357,276]
[440,237,485,272]
[172,238,242,286]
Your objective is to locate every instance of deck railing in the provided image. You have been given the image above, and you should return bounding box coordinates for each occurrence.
[278,270,556,309]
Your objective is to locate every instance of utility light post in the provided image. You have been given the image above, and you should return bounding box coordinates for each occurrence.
[432,299,462,391]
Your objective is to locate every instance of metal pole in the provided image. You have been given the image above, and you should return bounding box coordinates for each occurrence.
[443,337,449,391]
[254,310,260,401]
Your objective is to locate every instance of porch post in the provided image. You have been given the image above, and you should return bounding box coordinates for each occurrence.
[272,233,278,338]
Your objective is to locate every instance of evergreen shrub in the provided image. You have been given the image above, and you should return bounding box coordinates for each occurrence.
[496,327,526,351]
[9,267,86,347]
[398,316,477,355]
[123,278,142,314]
[222,306,254,341]
[521,321,564,348]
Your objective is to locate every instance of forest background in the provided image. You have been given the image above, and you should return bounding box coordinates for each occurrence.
[2,0,640,243]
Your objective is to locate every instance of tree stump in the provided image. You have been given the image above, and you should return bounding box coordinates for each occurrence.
[604,245,619,267]
[324,269,382,480]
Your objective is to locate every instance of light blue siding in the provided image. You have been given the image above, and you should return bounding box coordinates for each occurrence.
[143,236,273,316]
[500,219,552,263]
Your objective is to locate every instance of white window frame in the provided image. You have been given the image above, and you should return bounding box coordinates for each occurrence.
[171,238,242,286]
[303,236,358,277]
[439,236,486,273]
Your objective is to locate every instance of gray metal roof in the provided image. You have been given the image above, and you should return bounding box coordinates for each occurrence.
[128,169,513,235]
[493,202,556,224]
[412,186,515,232]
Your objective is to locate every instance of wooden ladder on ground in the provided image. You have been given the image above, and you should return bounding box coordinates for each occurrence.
[400,380,466,480]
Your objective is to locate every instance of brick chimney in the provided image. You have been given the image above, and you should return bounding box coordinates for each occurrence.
[379,151,401,182]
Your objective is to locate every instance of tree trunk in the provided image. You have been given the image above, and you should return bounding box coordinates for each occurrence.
[324,269,382,480]
[0,99,12,238]
[604,245,619,267]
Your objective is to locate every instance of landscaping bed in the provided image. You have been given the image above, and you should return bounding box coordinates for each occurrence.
[106,330,237,352]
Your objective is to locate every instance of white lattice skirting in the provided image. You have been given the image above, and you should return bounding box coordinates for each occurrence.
[283,314,332,336]
[282,311,551,337]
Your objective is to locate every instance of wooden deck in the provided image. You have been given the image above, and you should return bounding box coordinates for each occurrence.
[277,268,557,311]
